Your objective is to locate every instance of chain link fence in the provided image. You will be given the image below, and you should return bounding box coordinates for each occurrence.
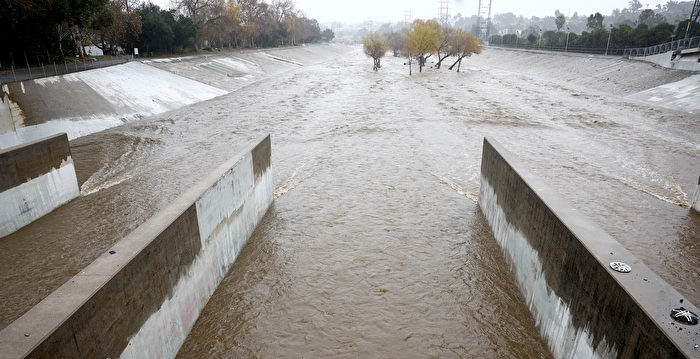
[0,55,133,86]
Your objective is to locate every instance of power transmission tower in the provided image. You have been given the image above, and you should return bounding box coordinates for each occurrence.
[476,0,492,41]
[404,9,412,26]
[686,0,700,38]
[438,0,450,25]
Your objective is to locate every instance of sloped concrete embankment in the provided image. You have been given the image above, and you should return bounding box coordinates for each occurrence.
[0,133,78,237]
[626,74,700,114]
[143,44,352,92]
[0,44,352,150]
[0,62,227,149]
[479,137,698,358]
[476,47,692,95]
[630,50,700,72]
[0,135,273,359]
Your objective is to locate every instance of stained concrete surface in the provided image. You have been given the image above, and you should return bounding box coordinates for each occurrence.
[480,137,697,358]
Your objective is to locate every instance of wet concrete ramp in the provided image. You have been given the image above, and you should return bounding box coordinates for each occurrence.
[626,74,700,114]
[0,62,227,149]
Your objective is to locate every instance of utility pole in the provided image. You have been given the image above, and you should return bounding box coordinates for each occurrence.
[605,24,612,56]
[404,9,412,26]
[476,0,493,41]
[685,0,700,39]
[438,0,450,25]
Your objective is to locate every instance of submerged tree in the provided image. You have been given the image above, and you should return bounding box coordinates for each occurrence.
[363,32,386,71]
[405,19,439,73]
[386,31,406,57]
[448,29,482,72]
[433,21,454,69]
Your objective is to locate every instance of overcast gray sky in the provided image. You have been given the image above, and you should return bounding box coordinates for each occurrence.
[294,0,669,23]
[152,0,670,24]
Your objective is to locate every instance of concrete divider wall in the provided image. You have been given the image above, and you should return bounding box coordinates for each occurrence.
[478,137,698,358]
[691,177,700,213]
[0,133,79,237]
[0,135,273,358]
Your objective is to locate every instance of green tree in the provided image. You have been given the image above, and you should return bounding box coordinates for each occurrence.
[502,34,517,45]
[172,14,197,50]
[628,0,643,13]
[430,21,454,69]
[676,19,700,39]
[611,24,633,48]
[587,12,604,31]
[646,23,675,44]
[638,9,666,27]
[527,32,538,44]
[386,31,406,57]
[363,32,386,71]
[137,3,174,53]
[405,19,439,73]
[542,30,557,45]
[321,28,335,42]
[632,23,650,46]
[448,30,481,72]
[555,14,566,32]
[0,0,114,61]
[101,0,142,55]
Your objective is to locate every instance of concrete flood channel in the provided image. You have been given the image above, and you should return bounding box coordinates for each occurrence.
[0,45,698,357]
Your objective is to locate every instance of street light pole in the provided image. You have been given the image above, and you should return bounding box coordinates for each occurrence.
[605,24,612,56]
[565,27,570,52]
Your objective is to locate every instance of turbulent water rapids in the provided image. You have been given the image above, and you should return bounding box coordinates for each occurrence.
[0,45,698,358]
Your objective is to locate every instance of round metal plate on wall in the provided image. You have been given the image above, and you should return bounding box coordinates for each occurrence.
[610,261,631,273]
[670,307,699,325]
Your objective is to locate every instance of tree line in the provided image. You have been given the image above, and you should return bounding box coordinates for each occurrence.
[0,0,334,67]
[489,8,699,50]
[363,20,482,75]
[357,1,697,50]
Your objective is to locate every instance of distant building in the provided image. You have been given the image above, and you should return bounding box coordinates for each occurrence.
[83,45,104,57]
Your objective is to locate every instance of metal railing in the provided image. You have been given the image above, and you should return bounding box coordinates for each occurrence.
[623,36,700,57]
[488,43,627,56]
[0,55,133,86]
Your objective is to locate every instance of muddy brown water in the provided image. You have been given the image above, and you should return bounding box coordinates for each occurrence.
[0,46,698,357]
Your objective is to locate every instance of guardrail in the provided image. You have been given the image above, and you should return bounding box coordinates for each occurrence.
[488,43,626,56]
[0,55,133,86]
[623,36,700,57]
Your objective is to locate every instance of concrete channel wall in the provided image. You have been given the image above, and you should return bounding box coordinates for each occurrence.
[692,176,700,213]
[0,62,227,150]
[0,135,273,358]
[478,137,698,358]
[0,133,78,237]
[629,50,700,72]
